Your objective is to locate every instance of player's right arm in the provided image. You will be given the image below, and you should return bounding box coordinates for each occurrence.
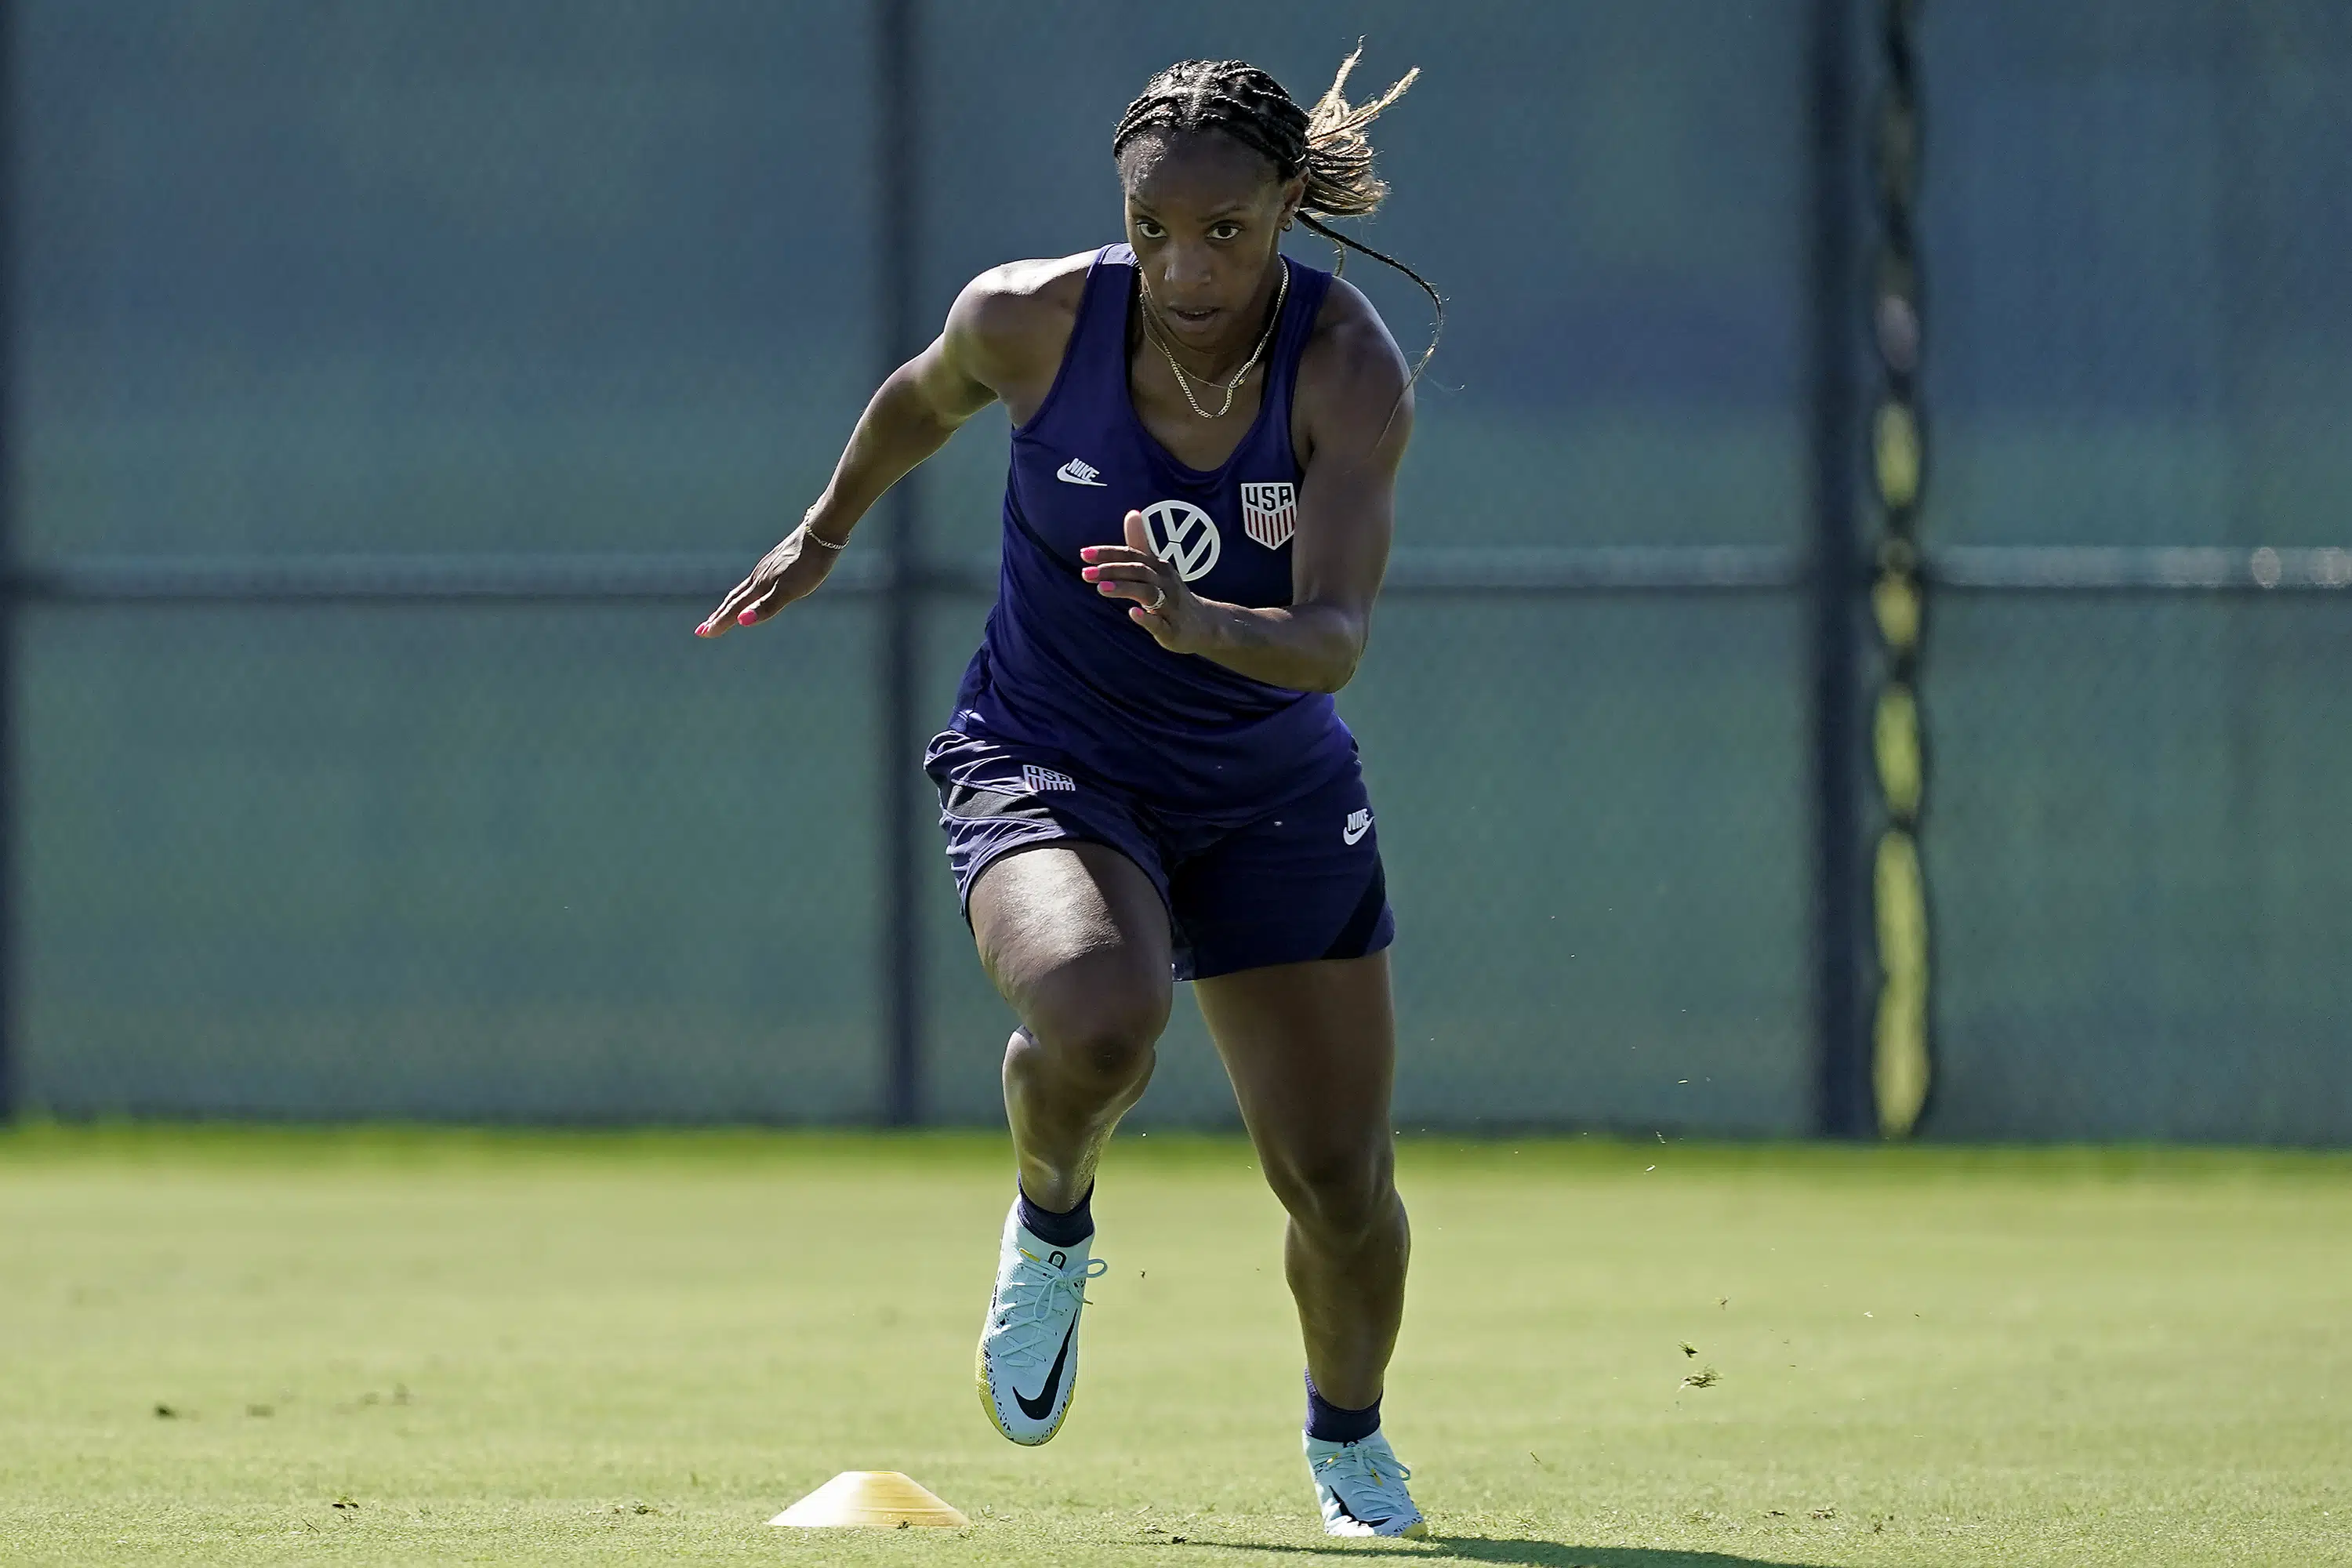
[698,260,1071,637]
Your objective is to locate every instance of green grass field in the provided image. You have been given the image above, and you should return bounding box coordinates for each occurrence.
[2,1128,2346,1566]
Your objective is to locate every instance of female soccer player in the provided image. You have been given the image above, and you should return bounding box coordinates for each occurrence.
[699,51,1436,1537]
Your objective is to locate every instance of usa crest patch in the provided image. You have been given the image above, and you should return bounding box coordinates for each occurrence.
[1021,764,1077,794]
[1240,481,1297,550]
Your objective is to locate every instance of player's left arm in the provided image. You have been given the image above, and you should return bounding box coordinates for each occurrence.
[1082,284,1411,692]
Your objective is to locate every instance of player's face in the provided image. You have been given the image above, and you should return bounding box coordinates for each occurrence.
[1120,132,1304,353]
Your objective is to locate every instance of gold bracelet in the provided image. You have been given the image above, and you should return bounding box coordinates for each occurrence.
[800,520,848,551]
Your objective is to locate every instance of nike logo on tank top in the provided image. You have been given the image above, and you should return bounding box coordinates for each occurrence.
[949,245,1357,815]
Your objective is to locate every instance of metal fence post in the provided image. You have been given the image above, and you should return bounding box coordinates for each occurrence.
[1807,0,1871,1138]
[875,0,924,1127]
[0,0,17,1124]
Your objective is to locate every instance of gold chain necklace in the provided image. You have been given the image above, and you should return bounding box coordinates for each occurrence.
[1138,262,1290,420]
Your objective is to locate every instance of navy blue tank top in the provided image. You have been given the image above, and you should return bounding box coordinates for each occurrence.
[948,244,1356,817]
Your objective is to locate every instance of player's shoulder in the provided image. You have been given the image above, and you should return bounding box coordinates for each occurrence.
[1297,273,1414,446]
[947,251,1100,382]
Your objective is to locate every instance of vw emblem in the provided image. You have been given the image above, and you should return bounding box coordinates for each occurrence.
[1138,499,1221,582]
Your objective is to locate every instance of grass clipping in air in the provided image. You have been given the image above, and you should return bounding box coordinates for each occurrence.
[0,1127,2346,1565]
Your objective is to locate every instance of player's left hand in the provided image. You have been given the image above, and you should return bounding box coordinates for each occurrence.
[1080,510,1215,655]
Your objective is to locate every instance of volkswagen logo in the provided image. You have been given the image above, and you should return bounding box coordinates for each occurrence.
[1138,499,1221,582]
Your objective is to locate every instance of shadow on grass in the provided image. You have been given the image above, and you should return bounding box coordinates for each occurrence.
[1179,1539,1825,1567]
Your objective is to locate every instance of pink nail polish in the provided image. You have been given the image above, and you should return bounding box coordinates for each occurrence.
[737,610,757,626]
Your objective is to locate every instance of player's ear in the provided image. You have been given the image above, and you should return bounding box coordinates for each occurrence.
[1276,173,1305,232]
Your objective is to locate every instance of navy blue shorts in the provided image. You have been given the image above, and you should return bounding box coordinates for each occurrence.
[925,730,1395,982]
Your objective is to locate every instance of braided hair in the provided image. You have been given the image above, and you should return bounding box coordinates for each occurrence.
[1112,44,1442,378]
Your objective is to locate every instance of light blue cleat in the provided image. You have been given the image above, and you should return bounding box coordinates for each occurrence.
[1306,1428,1428,1537]
[975,1202,1105,1446]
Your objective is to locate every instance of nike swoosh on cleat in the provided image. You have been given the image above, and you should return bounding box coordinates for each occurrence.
[1328,1497,1423,1538]
[1013,1319,1077,1420]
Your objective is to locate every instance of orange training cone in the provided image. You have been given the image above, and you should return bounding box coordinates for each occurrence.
[768,1471,970,1529]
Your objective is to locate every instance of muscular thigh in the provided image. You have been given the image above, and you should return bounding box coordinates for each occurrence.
[1196,952,1396,1170]
[969,842,1175,1036]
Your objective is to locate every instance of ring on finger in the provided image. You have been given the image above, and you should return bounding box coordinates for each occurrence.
[1145,585,1167,612]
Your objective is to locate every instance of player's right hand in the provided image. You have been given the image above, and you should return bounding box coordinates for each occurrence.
[696,524,842,637]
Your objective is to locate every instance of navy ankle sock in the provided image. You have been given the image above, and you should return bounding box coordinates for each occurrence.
[1305,1371,1382,1444]
[1016,1181,1094,1248]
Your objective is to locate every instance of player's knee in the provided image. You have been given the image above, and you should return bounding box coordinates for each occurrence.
[1267,1142,1397,1245]
[1014,975,1167,1091]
